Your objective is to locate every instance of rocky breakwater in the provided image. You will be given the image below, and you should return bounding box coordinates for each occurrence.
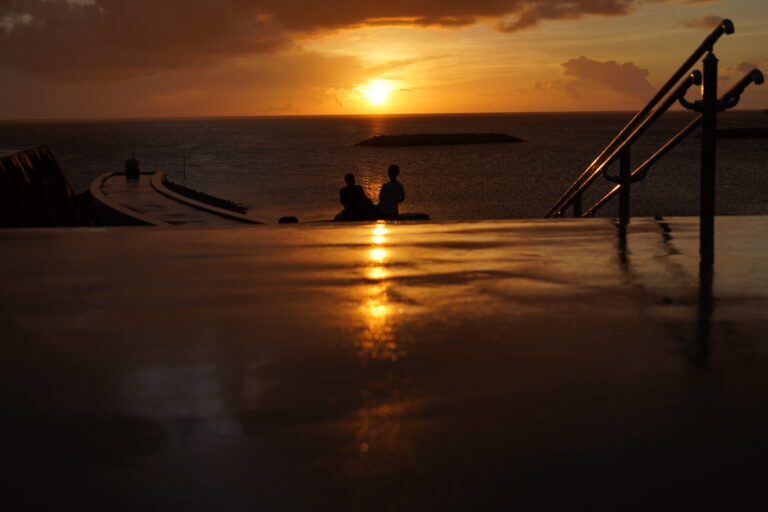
[356,133,525,147]
[0,146,86,227]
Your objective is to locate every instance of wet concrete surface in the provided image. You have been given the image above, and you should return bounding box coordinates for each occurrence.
[2,217,768,510]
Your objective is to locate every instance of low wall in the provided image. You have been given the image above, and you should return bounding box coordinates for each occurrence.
[0,146,84,227]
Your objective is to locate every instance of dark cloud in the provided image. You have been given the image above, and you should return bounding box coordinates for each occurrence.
[497,0,636,32]
[679,14,722,29]
[361,16,477,28]
[0,0,290,81]
[561,56,655,100]
[0,0,685,82]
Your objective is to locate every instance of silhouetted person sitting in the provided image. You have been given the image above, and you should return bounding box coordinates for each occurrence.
[377,164,405,218]
[125,156,140,179]
[337,173,378,221]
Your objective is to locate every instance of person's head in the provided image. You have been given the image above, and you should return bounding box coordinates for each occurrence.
[344,173,355,186]
[388,164,400,181]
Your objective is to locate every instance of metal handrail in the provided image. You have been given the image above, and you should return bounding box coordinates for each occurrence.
[582,68,764,217]
[584,118,701,217]
[567,70,701,208]
[545,19,734,218]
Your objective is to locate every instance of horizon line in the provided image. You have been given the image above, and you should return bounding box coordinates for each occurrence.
[1,107,765,124]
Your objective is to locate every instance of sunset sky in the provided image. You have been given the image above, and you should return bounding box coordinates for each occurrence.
[0,0,766,119]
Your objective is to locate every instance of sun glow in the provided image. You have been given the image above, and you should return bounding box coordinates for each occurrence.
[361,79,395,107]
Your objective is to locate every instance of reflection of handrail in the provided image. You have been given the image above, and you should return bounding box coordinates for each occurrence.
[545,19,734,218]
[582,69,764,216]
[615,219,712,366]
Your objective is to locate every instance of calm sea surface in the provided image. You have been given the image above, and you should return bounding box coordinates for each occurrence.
[1,111,767,222]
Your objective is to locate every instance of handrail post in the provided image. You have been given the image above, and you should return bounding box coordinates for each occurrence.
[700,51,718,262]
[573,192,582,217]
[618,148,631,226]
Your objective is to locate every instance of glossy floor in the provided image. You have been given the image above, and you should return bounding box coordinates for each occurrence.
[2,217,768,510]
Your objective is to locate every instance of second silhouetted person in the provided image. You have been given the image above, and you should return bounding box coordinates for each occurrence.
[377,164,405,218]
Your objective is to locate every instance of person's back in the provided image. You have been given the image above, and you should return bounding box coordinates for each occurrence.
[378,164,405,217]
[339,173,377,220]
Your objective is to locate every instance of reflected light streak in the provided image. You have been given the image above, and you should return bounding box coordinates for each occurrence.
[372,222,389,246]
[356,222,403,364]
[354,398,410,458]
[351,222,414,464]
[367,266,389,280]
[365,294,392,320]
[369,247,388,263]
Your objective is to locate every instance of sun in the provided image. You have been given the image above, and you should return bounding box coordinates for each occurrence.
[361,79,395,107]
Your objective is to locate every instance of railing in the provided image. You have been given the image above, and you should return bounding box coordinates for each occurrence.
[583,70,764,217]
[544,19,764,228]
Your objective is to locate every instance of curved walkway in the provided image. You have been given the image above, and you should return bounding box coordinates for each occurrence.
[92,172,260,226]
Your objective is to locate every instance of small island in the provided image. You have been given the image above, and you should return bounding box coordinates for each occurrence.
[356,133,525,147]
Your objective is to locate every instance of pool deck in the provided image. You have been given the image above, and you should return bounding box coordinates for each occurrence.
[2,216,768,510]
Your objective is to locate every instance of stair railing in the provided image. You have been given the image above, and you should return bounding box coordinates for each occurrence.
[582,69,764,218]
[544,19,739,221]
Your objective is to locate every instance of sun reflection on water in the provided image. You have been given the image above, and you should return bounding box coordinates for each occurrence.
[368,247,388,263]
[367,266,388,280]
[357,222,402,364]
[349,223,420,474]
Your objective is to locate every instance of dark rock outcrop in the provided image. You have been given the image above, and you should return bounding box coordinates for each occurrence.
[0,146,88,227]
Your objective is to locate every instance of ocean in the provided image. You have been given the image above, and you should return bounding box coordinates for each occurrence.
[1,111,767,222]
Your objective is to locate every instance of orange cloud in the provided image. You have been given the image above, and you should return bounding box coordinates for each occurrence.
[561,56,655,100]
[679,14,723,29]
